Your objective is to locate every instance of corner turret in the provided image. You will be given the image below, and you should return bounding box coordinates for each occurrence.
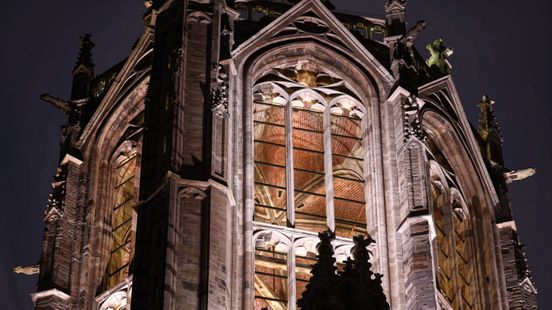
[71,34,95,100]
[385,0,407,40]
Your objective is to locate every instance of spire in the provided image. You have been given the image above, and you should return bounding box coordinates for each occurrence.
[73,34,95,74]
[297,230,339,310]
[298,232,389,310]
[478,95,503,163]
[385,0,407,39]
[71,34,95,100]
[350,235,389,310]
[478,95,503,141]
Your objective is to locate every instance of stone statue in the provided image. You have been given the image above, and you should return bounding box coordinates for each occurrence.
[426,38,454,74]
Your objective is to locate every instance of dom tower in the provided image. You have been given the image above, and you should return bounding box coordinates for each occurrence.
[29,0,537,309]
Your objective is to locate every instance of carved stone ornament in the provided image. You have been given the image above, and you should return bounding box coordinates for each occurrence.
[403,95,425,142]
[45,166,68,215]
[426,38,454,74]
[298,230,389,310]
[210,65,229,117]
[179,185,208,200]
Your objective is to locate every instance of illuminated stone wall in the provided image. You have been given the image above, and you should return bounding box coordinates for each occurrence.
[33,1,535,309]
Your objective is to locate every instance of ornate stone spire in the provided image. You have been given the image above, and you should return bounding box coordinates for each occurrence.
[298,232,389,310]
[71,34,95,100]
[479,95,503,142]
[297,230,340,310]
[478,95,503,163]
[73,34,95,74]
[385,0,407,39]
[350,235,389,310]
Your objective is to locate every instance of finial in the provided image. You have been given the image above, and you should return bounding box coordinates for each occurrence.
[385,0,408,38]
[478,95,502,141]
[74,34,95,74]
[386,0,407,8]
[299,232,389,309]
[478,95,504,163]
[297,229,338,310]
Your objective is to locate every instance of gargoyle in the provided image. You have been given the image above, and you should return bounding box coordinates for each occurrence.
[40,94,78,115]
[426,38,454,74]
[12,264,40,276]
[400,20,426,47]
[504,168,536,184]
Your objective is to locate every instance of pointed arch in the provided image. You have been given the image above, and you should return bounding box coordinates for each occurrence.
[424,110,501,308]
[239,29,387,307]
[77,77,148,307]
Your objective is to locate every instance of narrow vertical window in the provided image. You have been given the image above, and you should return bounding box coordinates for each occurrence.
[294,240,318,302]
[430,159,482,309]
[451,192,478,308]
[430,175,455,304]
[330,99,367,238]
[254,234,289,310]
[103,150,138,290]
[252,65,370,309]
[254,86,288,227]
[293,93,327,234]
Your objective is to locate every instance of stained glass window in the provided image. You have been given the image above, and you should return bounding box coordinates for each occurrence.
[102,150,139,291]
[252,65,368,309]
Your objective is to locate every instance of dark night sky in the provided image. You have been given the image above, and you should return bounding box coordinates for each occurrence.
[1,1,550,309]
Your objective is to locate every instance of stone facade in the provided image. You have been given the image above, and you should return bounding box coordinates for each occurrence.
[33,0,536,309]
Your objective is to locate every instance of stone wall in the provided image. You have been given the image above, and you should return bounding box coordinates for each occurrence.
[499,223,537,309]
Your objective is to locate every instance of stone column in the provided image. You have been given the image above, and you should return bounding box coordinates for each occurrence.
[398,217,438,310]
[387,88,438,309]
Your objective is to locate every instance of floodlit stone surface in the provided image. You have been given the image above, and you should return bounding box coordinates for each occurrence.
[32,1,536,309]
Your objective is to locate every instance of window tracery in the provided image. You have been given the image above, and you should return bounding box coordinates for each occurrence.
[252,228,356,309]
[100,142,141,293]
[252,63,369,308]
[429,158,482,309]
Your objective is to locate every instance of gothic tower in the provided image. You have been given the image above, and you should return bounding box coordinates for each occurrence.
[31,0,537,309]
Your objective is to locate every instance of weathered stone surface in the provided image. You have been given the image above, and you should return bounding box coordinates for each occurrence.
[32,1,536,310]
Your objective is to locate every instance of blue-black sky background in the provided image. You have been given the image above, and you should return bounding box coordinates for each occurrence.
[1,0,550,308]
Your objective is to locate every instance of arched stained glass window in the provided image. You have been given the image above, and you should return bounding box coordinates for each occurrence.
[451,189,478,309]
[101,145,140,292]
[429,157,482,309]
[430,164,455,304]
[254,84,288,227]
[252,64,369,308]
[330,97,366,238]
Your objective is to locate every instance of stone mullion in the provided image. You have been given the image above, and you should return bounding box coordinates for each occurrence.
[399,216,439,310]
[286,100,295,227]
[287,237,297,310]
[391,89,439,309]
[323,107,335,232]
[362,110,371,234]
